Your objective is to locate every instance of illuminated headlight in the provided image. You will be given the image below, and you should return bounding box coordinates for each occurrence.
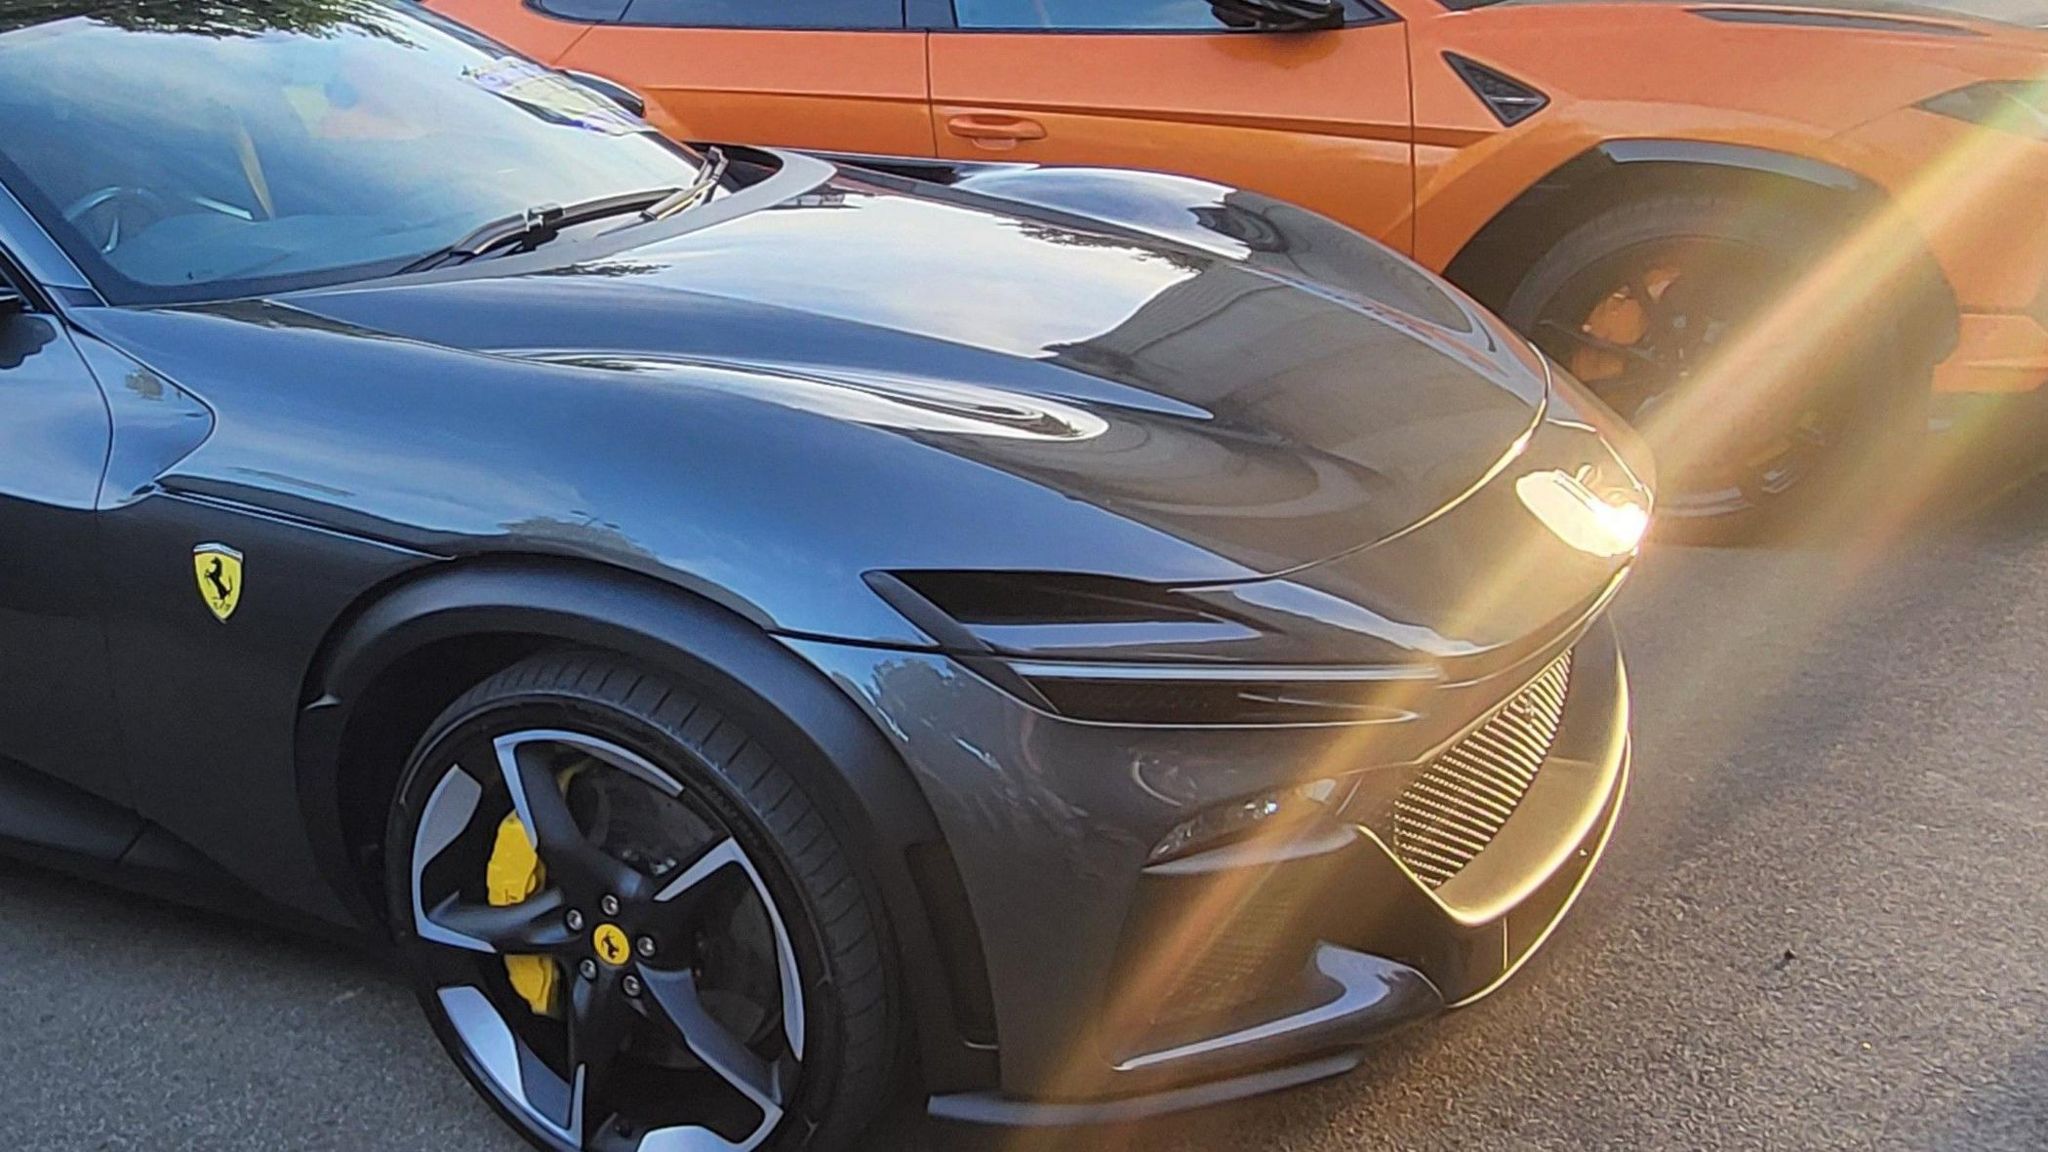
[1517,468,1651,558]
[1919,81,2048,140]
[1149,778,1343,864]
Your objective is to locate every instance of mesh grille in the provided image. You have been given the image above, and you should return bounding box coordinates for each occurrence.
[1148,885,1305,1026]
[1393,650,1573,888]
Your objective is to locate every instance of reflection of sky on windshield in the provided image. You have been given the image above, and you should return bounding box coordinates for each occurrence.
[0,15,681,180]
[632,194,1204,358]
[1,18,257,137]
[0,12,697,299]
[3,18,445,149]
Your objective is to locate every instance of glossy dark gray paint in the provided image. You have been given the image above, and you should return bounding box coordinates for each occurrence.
[64,156,1585,644]
[0,316,126,803]
[0,139,1648,1109]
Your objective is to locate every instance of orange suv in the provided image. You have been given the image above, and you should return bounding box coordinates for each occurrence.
[433,0,2048,529]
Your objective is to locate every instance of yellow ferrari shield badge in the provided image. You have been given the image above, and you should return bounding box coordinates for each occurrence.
[193,544,244,623]
[593,924,631,968]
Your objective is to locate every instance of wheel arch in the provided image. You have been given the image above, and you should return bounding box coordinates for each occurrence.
[1443,139,1959,364]
[293,553,1000,1094]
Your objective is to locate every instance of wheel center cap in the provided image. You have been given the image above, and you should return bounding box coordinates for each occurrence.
[592,923,631,967]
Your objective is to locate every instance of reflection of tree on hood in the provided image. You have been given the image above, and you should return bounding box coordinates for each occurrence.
[1,0,399,39]
[1012,220,1206,276]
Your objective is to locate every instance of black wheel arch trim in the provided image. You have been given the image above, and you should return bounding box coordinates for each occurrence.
[1447,138,1959,363]
[293,554,1000,1092]
[1589,138,1880,195]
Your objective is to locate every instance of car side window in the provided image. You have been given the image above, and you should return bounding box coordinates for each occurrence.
[951,0,1376,29]
[613,0,908,28]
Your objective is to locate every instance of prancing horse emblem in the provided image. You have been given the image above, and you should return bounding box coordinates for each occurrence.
[193,544,244,623]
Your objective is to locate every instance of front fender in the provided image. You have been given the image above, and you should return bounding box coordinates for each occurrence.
[295,556,1000,1091]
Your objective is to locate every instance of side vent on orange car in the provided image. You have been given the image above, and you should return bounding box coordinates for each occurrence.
[1444,53,1549,127]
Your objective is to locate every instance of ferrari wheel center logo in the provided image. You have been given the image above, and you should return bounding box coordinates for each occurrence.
[193,544,244,623]
[592,923,631,967]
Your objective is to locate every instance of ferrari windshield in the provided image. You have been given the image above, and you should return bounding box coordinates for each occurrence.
[0,2,708,305]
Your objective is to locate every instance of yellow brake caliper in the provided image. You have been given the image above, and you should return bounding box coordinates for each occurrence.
[488,810,559,1017]
[487,765,594,1015]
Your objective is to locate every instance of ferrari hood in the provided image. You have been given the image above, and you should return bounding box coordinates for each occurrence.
[258,166,1549,579]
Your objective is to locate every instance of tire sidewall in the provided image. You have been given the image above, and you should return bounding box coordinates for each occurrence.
[1503,191,1927,538]
[383,684,852,1152]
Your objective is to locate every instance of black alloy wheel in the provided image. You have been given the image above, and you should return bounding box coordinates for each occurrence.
[386,651,895,1152]
[1507,191,1913,536]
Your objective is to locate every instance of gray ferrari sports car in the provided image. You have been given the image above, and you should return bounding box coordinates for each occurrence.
[0,3,1652,1150]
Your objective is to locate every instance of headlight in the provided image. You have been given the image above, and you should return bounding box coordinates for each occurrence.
[867,570,1442,726]
[1516,467,1650,558]
[1005,660,1433,727]
[1918,81,2048,139]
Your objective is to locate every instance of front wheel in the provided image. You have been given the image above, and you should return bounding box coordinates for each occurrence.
[1505,191,1921,538]
[385,651,896,1152]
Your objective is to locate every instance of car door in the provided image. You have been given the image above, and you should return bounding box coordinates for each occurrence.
[928,0,1416,252]
[550,0,935,155]
[0,253,130,818]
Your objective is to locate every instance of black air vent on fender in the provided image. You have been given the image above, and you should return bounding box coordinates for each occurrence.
[1445,53,1550,127]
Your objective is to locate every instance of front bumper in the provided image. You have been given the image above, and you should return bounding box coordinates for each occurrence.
[786,613,1633,1120]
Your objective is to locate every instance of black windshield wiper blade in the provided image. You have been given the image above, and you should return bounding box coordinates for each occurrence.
[642,147,730,222]
[399,187,683,274]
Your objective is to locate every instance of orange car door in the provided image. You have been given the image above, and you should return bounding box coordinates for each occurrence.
[550,0,934,156]
[928,1,1414,252]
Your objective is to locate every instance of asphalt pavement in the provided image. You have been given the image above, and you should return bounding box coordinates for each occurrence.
[4,475,2047,1152]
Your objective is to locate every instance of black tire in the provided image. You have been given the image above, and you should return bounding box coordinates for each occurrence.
[384,648,897,1152]
[1504,190,1925,540]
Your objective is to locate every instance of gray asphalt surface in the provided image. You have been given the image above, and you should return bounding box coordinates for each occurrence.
[4,477,2047,1152]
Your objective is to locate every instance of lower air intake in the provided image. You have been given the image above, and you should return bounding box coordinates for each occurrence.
[1393,650,1573,888]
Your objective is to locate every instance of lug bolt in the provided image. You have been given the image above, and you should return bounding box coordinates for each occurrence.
[636,936,657,959]
[579,959,599,981]
[601,895,621,917]
[621,974,643,998]
[565,909,585,932]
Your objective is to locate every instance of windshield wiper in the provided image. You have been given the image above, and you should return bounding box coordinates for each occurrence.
[642,147,729,222]
[398,187,682,274]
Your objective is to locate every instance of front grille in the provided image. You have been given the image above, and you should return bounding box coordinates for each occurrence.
[1392,650,1574,888]
[1145,881,1308,1026]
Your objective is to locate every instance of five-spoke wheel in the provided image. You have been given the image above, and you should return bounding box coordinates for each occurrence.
[388,653,893,1152]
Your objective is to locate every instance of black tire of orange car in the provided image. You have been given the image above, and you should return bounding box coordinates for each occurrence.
[1504,190,1926,541]
[382,649,899,1152]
